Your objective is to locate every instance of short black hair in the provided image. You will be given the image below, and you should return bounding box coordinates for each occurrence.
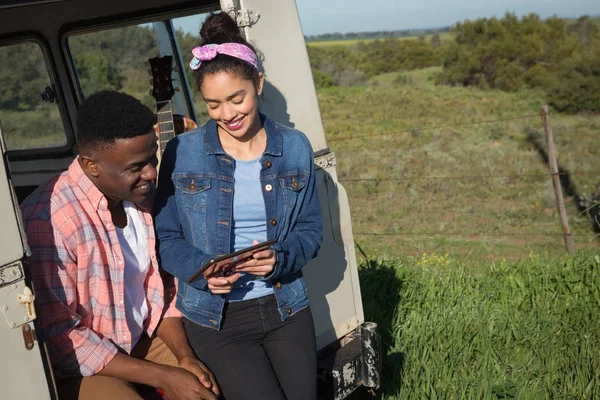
[76,90,155,149]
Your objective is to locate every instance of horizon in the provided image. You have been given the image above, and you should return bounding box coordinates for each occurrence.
[301,13,600,38]
[295,0,600,36]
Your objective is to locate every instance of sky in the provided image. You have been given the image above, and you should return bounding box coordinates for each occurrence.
[295,0,600,35]
[172,0,600,37]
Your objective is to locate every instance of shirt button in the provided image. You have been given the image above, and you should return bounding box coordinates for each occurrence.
[275,282,282,289]
[265,160,272,168]
[120,300,124,305]
[270,218,277,226]
[265,184,272,192]
[122,336,127,340]
[285,308,291,315]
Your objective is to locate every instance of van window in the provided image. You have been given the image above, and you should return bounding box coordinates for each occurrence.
[0,41,67,151]
[68,25,161,110]
[67,13,213,127]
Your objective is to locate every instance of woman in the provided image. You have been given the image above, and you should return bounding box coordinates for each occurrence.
[154,12,323,400]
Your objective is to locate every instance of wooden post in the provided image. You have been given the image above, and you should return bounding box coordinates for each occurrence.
[541,105,574,255]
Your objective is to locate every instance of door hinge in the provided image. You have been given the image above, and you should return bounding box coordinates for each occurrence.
[22,323,36,351]
[315,152,337,169]
[231,8,260,28]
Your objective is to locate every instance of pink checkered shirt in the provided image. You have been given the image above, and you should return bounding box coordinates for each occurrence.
[20,159,181,378]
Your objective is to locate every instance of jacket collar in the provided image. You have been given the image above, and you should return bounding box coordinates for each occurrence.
[204,113,283,157]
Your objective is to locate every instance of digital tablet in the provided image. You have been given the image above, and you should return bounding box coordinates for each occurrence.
[187,239,277,283]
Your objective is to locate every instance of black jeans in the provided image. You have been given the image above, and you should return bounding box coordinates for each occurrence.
[183,294,317,400]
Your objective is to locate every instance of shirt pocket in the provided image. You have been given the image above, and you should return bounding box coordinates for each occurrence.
[173,175,211,210]
[279,172,308,208]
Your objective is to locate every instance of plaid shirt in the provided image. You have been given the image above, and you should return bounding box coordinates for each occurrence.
[20,159,181,378]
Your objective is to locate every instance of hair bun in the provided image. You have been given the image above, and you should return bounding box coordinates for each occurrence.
[200,12,241,42]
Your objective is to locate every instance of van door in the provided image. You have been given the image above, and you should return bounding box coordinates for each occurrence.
[0,120,55,399]
[224,0,365,350]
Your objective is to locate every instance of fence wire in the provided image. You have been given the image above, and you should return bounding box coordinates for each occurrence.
[339,170,600,183]
[332,112,599,244]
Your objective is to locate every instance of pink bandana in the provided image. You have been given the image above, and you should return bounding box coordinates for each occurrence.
[189,43,259,70]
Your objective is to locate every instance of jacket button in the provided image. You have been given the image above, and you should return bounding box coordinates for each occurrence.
[275,282,282,289]
[265,160,272,168]
[265,184,272,192]
[270,218,277,226]
[285,308,291,315]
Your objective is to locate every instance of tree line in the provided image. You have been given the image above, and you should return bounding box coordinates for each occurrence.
[307,13,600,113]
[305,27,450,42]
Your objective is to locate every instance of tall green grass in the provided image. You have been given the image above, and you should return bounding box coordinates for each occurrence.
[357,252,600,399]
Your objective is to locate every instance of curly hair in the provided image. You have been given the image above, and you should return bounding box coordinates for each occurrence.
[76,90,155,149]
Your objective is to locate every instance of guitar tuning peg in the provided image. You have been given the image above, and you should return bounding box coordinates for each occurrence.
[173,65,180,73]
[149,79,154,86]
[148,68,153,76]
[149,89,154,96]
[175,87,181,92]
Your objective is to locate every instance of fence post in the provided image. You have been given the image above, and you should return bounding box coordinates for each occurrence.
[541,105,574,255]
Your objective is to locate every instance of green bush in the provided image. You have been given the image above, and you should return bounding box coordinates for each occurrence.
[437,13,600,112]
[307,37,444,88]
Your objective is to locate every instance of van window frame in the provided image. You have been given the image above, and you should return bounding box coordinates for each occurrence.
[1,32,75,160]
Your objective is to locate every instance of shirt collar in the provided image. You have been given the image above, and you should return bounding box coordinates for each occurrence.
[204,113,283,157]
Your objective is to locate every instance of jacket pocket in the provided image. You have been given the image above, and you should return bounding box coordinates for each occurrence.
[279,172,308,207]
[173,175,211,248]
[173,175,211,210]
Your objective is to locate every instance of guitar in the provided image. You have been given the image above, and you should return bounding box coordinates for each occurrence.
[149,55,176,162]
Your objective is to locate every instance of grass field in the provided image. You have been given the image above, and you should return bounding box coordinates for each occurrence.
[317,67,600,261]
[355,251,600,399]
[307,32,454,47]
[317,65,600,398]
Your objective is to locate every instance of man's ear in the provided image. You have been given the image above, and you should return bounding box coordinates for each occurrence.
[256,72,265,96]
[79,151,100,178]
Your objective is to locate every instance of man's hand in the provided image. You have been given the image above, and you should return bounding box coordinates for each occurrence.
[233,240,277,277]
[159,365,218,400]
[179,355,220,396]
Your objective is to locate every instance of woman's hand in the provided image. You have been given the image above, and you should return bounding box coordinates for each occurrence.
[206,272,241,294]
[233,240,277,277]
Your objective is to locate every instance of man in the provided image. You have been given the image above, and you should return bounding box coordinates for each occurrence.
[20,91,219,400]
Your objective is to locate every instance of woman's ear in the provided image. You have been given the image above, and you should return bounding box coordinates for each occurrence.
[256,72,265,96]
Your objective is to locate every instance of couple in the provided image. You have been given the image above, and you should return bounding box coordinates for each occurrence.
[21,12,322,400]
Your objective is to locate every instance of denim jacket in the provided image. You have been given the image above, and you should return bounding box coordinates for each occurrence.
[154,115,323,330]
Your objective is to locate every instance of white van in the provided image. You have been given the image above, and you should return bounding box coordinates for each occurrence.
[0,0,380,398]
